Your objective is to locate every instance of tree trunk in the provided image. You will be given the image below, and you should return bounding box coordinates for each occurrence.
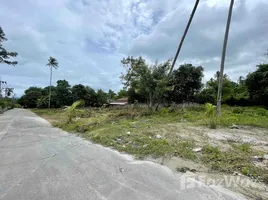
[217,0,234,116]
[155,98,161,111]
[49,66,52,108]
[168,0,200,77]
[148,92,153,109]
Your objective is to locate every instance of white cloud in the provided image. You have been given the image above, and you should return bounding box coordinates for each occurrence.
[0,0,267,96]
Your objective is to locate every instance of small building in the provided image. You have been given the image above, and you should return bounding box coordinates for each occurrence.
[109,98,128,106]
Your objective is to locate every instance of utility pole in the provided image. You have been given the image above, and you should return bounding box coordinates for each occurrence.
[168,0,200,77]
[0,77,7,98]
[0,77,12,98]
[216,0,235,116]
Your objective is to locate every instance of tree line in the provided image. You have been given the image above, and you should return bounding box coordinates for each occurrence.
[1,25,267,109]
[18,56,268,109]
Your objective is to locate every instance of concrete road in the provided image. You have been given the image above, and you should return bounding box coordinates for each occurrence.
[0,109,246,200]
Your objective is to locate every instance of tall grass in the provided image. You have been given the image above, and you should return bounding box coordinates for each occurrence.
[205,103,217,129]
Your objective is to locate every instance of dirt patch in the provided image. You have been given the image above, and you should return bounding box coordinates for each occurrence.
[146,125,268,199]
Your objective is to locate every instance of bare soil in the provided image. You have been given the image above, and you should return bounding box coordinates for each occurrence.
[147,125,268,200]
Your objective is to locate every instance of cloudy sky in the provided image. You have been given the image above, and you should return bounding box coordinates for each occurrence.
[0,0,267,96]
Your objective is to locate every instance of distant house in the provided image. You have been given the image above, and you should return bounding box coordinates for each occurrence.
[109,98,128,106]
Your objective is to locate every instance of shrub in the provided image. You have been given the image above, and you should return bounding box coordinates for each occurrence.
[256,108,268,116]
[232,107,245,114]
[158,107,170,115]
[0,101,5,109]
[205,103,217,129]
[65,100,84,123]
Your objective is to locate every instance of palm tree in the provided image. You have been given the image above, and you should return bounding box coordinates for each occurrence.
[46,57,59,108]
[216,0,235,116]
[168,0,200,77]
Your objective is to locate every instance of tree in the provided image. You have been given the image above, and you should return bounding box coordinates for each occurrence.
[217,0,235,116]
[168,0,200,76]
[121,56,171,109]
[37,96,49,108]
[72,84,91,106]
[205,72,237,103]
[245,64,268,107]
[127,87,146,103]
[116,89,128,99]
[85,86,98,107]
[107,89,116,102]
[233,76,248,100]
[55,80,72,107]
[19,87,43,108]
[96,89,107,107]
[0,26,18,66]
[46,57,59,108]
[170,64,204,103]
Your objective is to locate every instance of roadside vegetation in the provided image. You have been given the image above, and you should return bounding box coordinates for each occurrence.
[33,104,268,185]
[17,45,268,195]
[0,98,20,113]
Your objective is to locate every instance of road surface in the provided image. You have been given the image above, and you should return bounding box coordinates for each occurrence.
[0,109,246,200]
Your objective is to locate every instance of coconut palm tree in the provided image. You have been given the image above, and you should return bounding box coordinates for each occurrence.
[168,0,200,77]
[217,0,235,116]
[46,57,59,108]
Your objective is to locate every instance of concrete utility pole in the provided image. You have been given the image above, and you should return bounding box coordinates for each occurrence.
[0,77,7,98]
[216,0,235,116]
[0,77,12,98]
[168,0,200,77]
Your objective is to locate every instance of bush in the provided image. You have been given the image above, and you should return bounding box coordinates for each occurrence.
[232,107,245,114]
[14,104,21,108]
[225,97,255,107]
[256,108,268,116]
[205,103,217,129]
[0,101,5,109]
[158,107,170,115]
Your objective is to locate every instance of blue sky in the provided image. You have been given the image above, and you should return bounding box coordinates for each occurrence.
[0,0,268,96]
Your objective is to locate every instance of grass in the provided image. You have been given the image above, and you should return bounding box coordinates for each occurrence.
[201,144,268,184]
[32,105,268,184]
[180,105,268,128]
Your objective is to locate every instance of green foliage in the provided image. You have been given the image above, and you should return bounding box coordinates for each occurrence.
[0,26,18,66]
[205,103,217,129]
[245,64,268,106]
[72,84,91,106]
[121,56,171,108]
[232,107,245,114]
[37,96,49,108]
[201,144,268,183]
[34,106,268,183]
[0,98,16,111]
[65,100,84,123]
[107,89,116,102]
[116,89,128,99]
[96,89,108,107]
[18,87,43,108]
[13,103,21,108]
[46,57,58,69]
[55,80,72,107]
[256,108,268,116]
[18,55,268,111]
[171,64,204,103]
[0,100,5,109]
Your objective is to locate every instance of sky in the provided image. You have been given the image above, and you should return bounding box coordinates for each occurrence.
[0,0,267,96]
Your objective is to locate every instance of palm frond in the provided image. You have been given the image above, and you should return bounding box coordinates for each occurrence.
[46,56,59,68]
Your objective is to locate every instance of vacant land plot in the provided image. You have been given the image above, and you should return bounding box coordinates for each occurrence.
[33,105,268,199]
